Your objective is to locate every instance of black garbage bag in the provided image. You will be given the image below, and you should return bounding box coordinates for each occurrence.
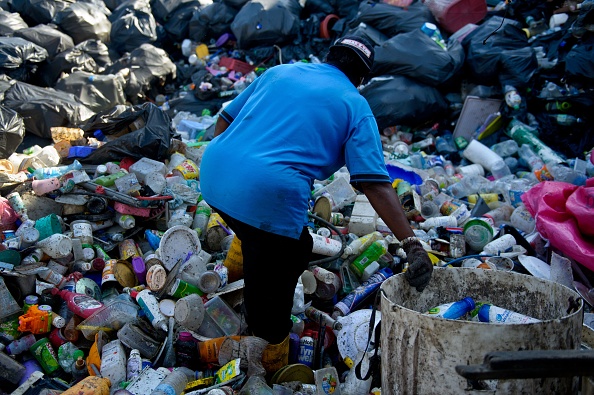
[164,1,202,42]
[76,39,114,71]
[11,0,72,25]
[1,80,95,139]
[231,0,301,49]
[166,91,227,118]
[224,0,250,10]
[353,0,436,37]
[38,46,98,87]
[0,105,25,159]
[0,10,28,36]
[360,75,449,130]
[303,0,334,16]
[151,0,195,23]
[371,28,465,86]
[0,37,48,83]
[463,16,538,89]
[103,43,176,103]
[55,70,127,112]
[346,22,389,47]
[109,1,157,55]
[13,24,75,61]
[565,35,594,87]
[53,2,112,44]
[188,2,237,43]
[79,102,173,163]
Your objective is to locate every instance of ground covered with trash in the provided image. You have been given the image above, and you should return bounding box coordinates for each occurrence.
[1,0,594,393]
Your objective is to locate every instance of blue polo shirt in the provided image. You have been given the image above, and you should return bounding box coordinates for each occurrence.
[200,62,389,239]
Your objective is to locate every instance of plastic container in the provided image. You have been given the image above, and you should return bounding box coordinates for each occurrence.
[350,240,387,277]
[129,157,167,183]
[380,268,583,393]
[510,205,536,234]
[77,299,139,340]
[463,139,504,172]
[311,176,357,211]
[203,296,241,336]
[463,218,494,251]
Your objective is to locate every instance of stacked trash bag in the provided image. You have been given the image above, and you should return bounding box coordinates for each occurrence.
[1,0,594,393]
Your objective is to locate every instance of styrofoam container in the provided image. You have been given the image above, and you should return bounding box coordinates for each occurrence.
[128,157,167,183]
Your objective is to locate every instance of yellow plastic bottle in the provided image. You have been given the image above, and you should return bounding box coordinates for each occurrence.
[61,376,111,395]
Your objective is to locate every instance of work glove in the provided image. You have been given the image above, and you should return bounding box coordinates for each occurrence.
[402,237,433,292]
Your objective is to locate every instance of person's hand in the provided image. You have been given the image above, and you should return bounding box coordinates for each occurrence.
[402,237,433,292]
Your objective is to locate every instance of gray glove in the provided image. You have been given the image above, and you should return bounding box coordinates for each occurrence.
[402,237,433,292]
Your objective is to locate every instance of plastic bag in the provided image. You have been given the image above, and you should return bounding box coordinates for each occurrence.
[463,16,538,89]
[188,2,238,43]
[352,0,436,37]
[231,0,301,49]
[0,105,25,159]
[565,36,594,86]
[79,102,173,164]
[2,80,95,139]
[103,43,176,104]
[522,180,594,270]
[13,24,75,61]
[53,2,112,45]
[360,75,449,131]
[11,0,71,25]
[109,2,157,55]
[0,10,28,36]
[164,2,201,42]
[0,37,48,82]
[371,28,465,86]
[54,70,128,113]
[151,0,195,23]
[39,46,98,87]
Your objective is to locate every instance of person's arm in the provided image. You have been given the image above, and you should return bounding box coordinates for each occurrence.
[214,115,230,137]
[359,181,433,291]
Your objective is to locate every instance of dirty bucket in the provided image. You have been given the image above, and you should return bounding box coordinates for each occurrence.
[34,213,62,241]
[380,268,582,394]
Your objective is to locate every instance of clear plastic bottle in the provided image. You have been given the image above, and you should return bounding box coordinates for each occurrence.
[426,297,475,320]
[151,367,192,395]
[490,140,519,157]
[447,174,490,198]
[518,144,544,171]
[192,201,211,241]
[546,163,587,185]
[127,349,142,381]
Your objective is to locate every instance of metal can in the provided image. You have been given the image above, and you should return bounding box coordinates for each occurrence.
[297,335,315,368]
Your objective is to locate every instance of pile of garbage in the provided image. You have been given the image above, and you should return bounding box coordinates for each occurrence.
[1,0,594,393]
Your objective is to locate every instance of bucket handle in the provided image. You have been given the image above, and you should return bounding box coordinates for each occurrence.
[355,289,383,381]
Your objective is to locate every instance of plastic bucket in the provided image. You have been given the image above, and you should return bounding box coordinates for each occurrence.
[35,213,62,241]
[380,268,583,394]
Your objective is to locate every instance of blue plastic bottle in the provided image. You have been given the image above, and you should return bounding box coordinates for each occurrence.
[427,297,475,320]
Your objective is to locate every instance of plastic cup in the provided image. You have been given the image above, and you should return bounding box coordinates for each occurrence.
[70,220,93,244]
[463,219,494,252]
[35,214,62,242]
[36,234,72,259]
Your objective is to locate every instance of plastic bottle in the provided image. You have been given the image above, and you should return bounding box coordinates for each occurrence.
[482,205,514,226]
[541,81,564,98]
[548,114,583,126]
[506,120,565,165]
[131,289,168,332]
[63,315,82,343]
[435,133,457,155]
[342,231,383,258]
[419,215,457,230]
[175,331,198,369]
[545,101,572,112]
[426,297,476,320]
[341,350,373,395]
[447,174,490,199]
[31,160,82,180]
[127,349,142,381]
[518,144,544,171]
[305,306,342,330]
[333,268,394,318]
[192,201,211,240]
[546,163,587,185]
[504,85,522,110]
[350,240,387,278]
[420,22,447,50]
[115,213,135,230]
[50,288,104,320]
[490,140,519,157]
[5,333,37,355]
[472,303,540,324]
[151,368,191,395]
[71,356,88,383]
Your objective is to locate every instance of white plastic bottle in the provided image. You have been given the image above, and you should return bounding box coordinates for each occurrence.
[127,349,142,381]
[473,303,540,324]
[341,231,383,258]
[420,215,457,230]
[115,212,136,230]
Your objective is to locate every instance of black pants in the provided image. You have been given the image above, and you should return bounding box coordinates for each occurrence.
[213,207,313,344]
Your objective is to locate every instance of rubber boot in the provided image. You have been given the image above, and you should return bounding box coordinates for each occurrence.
[261,334,290,375]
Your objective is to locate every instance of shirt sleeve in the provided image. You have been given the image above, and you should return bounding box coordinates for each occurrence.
[345,115,390,189]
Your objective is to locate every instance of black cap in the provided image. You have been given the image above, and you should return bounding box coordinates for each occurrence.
[329,35,375,71]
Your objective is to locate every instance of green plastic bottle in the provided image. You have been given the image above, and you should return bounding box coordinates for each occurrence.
[350,240,387,278]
